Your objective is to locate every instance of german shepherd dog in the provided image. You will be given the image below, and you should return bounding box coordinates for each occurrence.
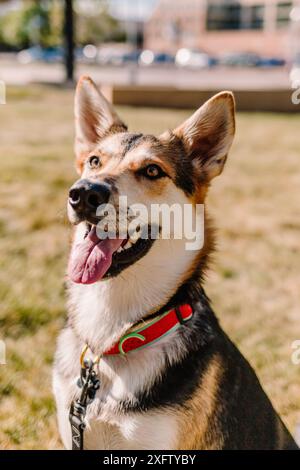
[53,76,298,450]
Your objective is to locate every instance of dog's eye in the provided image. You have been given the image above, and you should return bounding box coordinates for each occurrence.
[88,156,101,169]
[142,164,166,180]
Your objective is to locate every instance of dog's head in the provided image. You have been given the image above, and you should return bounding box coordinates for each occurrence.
[68,76,235,286]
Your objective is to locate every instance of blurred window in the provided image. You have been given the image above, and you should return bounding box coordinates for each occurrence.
[248,5,265,30]
[206,2,242,30]
[206,2,265,31]
[276,2,292,28]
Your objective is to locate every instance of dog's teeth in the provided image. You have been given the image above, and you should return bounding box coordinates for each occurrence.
[117,246,124,253]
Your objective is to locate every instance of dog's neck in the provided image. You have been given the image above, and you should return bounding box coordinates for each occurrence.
[68,224,206,355]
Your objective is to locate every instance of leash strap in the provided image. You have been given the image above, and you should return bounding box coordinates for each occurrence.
[69,402,86,450]
[69,360,100,450]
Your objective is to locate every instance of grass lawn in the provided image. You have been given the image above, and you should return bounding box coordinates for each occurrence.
[0,86,299,449]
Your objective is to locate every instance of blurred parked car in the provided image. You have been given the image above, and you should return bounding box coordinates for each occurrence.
[175,48,216,68]
[139,50,174,66]
[219,52,261,67]
[122,50,142,64]
[97,48,122,65]
[98,49,141,66]
[17,45,83,64]
[17,46,64,64]
[153,52,174,65]
[219,52,285,68]
[259,57,286,67]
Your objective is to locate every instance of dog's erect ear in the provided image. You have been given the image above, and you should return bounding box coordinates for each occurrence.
[74,76,127,156]
[172,91,235,181]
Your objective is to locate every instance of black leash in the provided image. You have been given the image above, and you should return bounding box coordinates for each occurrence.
[69,355,100,450]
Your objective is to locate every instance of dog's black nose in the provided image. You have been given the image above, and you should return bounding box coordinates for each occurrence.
[69,179,111,214]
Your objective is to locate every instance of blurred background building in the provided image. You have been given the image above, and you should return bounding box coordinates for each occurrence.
[0,0,300,107]
[145,0,295,58]
[0,0,298,61]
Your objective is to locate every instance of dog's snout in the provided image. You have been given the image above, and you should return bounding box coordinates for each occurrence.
[68,179,111,214]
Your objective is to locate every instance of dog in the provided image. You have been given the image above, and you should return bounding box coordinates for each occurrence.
[53,76,298,450]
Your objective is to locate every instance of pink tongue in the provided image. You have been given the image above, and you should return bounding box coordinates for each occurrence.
[68,227,125,284]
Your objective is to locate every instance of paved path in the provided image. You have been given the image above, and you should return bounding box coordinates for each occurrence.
[0,57,291,90]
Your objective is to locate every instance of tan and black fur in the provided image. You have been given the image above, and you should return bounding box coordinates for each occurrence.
[53,76,298,450]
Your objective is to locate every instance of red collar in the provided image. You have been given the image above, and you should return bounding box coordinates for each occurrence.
[103,304,193,356]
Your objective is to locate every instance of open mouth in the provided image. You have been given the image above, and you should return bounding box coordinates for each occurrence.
[68,224,156,284]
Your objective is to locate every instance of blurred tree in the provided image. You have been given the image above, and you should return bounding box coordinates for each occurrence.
[0,0,62,49]
[75,1,125,45]
[0,0,124,49]
[76,13,125,45]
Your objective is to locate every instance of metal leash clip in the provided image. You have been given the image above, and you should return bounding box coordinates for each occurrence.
[69,345,101,450]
